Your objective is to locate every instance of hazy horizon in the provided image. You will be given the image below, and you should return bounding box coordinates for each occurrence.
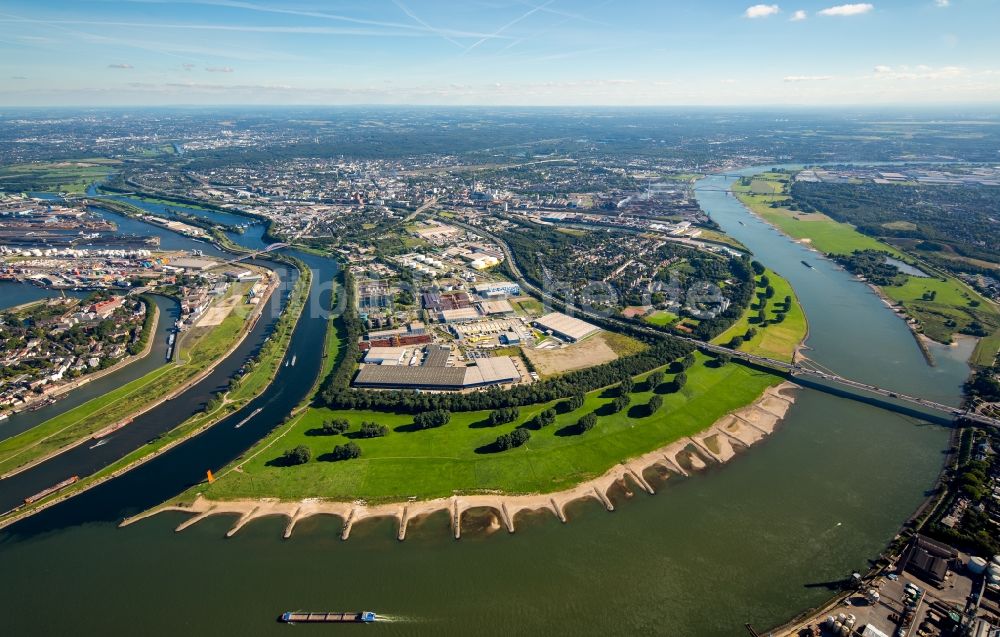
[3,0,999,107]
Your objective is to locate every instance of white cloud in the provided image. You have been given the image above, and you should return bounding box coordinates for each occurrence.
[935,0,949,7]
[205,66,235,73]
[791,10,808,20]
[871,64,967,80]
[744,4,781,18]
[784,75,833,82]
[818,3,874,16]
[107,63,133,69]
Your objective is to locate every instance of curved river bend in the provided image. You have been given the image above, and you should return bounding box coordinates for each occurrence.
[0,183,967,636]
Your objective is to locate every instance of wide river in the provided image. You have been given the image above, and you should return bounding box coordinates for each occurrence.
[0,176,970,636]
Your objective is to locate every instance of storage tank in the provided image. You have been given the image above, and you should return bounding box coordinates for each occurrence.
[988,566,1000,586]
[969,557,988,575]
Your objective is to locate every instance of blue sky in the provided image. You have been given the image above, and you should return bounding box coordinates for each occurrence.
[1,0,998,106]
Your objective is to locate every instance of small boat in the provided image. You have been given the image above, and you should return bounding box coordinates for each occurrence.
[290,355,296,366]
[279,611,376,624]
[93,418,132,439]
[738,220,745,226]
[235,407,263,429]
[89,439,110,449]
[801,260,814,269]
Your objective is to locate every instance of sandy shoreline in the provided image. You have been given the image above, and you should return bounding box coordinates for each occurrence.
[122,381,800,540]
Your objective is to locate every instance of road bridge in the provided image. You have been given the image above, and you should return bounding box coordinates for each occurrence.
[452,218,1000,429]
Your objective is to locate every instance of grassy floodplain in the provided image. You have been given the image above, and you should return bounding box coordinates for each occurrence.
[733,173,896,256]
[0,159,120,194]
[199,353,780,503]
[713,268,806,362]
[733,172,1000,364]
[0,282,257,476]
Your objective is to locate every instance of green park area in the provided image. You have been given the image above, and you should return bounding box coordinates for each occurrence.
[733,173,895,256]
[734,172,1000,365]
[198,352,780,503]
[713,268,806,363]
[0,281,258,476]
[644,310,678,327]
[0,159,120,194]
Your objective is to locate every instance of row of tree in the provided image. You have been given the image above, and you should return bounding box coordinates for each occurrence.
[320,330,693,414]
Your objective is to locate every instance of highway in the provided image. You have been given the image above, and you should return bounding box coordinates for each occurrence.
[451,217,1000,429]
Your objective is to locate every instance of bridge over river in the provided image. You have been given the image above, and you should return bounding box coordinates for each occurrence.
[450,218,1000,430]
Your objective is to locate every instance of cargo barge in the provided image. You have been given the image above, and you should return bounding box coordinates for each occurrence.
[279,611,376,624]
[24,476,79,504]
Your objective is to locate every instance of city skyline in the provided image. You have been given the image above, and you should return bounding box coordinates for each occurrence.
[1,0,999,106]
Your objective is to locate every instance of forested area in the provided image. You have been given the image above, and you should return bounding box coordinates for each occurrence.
[791,181,1000,263]
[500,219,757,341]
[834,250,903,286]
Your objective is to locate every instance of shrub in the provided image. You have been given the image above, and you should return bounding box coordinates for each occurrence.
[330,442,362,461]
[495,427,531,451]
[578,413,598,433]
[358,422,388,438]
[533,408,556,428]
[647,370,664,390]
[281,445,311,465]
[489,407,520,426]
[413,409,451,429]
[610,394,630,413]
[321,418,349,435]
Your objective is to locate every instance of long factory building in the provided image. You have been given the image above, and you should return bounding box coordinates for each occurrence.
[353,345,520,391]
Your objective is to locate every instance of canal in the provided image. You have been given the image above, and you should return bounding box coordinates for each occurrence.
[0,184,962,636]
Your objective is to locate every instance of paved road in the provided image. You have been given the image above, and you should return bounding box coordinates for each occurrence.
[452,216,999,429]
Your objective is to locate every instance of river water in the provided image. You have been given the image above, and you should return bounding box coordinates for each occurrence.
[0,281,89,311]
[0,183,964,636]
[0,294,179,442]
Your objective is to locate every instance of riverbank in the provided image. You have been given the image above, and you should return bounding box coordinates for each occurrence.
[0,273,278,478]
[731,171,999,367]
[124,381,799,538]
[0,260,309,528]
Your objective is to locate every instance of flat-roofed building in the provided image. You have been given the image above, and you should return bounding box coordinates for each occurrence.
[472,281,521,298]
[421,344,451,367]
[478,299,514,315]
[464,356,519,386]
[533,312,600,342]
[353,356,519,390]
[439,307,481,323]
[363,346,408,365]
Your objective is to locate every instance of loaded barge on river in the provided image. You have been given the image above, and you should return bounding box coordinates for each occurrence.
[279,611,376,624]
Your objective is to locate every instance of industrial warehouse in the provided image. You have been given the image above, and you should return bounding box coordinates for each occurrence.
[353,345,522,391]
[532,312,601,343]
